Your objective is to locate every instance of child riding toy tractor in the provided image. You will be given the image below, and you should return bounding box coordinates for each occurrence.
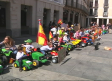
[14,59,33,71]
[22,47,48,68]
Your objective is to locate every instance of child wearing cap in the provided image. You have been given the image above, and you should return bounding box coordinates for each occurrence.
[22,39,34,54]
[63,33,69,43]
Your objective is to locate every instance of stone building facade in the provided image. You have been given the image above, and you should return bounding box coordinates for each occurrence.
[88,0,112,26]
[0,0,64,37]
[63,0,90,28]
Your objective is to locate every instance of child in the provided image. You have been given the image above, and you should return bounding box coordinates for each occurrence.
[40,42,53,55]
[63,33,69,43]
[52,36,60,48]
[51,25,57,37]
[73,32,76,39]
[16,46,27,72]
[59,35,64,45]
[22,39,34,54]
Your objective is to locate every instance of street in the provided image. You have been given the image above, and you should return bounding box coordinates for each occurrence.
[0,34,112,80]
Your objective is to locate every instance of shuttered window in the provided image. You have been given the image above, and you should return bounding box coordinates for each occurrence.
[104,0,108,6]
[104,8,108,12]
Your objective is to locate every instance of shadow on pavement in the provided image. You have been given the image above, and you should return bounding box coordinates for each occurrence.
[75,48,82,51]
[60,57,72,66]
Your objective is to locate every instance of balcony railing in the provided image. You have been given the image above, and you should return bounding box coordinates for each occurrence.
[104,4,109,8]
[103,12,108,17]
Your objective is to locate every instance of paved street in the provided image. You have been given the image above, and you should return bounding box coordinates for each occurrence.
[0,34,112,80]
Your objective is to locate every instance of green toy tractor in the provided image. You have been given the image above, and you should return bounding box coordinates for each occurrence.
[22,47,48,68]
[1,48,12,57]
[31,52,48,67]
[0,59,3,74]
[14,59,33,71]
[61,43,74,52]
[0,48,13,63]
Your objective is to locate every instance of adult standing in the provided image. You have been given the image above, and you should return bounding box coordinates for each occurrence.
[52,20,56,26]
[90,22,93,27]
[49,21,52,32]
[108,23,112,34]
[102,24,105,31]
[57,27,65,38]
[51,25,57,37]
[0,36,17,59]
[0,36,17,69]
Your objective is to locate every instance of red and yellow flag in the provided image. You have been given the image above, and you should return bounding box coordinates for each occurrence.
[49,31,53,40]
[36,21,48,46]
[58,19,63,24]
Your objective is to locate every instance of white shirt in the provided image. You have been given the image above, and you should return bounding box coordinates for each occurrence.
[23,45,34,53]
[63,36,68,41]
[58,27,61,31]
[16,52,24,60]
[51,28,57,34]
[74,33,76,38]
[40,45,52,51]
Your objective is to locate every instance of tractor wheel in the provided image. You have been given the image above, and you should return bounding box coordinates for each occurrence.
[2,56,8,65]
[52,57,58,63]
[33,60,39,67]
[87,42,91,46]
[14,63,18,68]
[80,42,86,47]
[22,66,27,71]
[67,48,71,51]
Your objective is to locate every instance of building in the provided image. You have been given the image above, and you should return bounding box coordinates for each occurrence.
[88,0,112,27]
[63,0,90,28]
[0,0,64,37]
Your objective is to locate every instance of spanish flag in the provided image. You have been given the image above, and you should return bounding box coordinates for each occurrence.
[58,19,63,24]
[49,31,53,40]
[36,20,48,46]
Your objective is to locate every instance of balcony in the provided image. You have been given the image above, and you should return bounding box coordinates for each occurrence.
[103,12,108,17]
[104,4,109,8]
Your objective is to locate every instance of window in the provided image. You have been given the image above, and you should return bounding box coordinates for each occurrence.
[71,0,74,6]
[94,9,97,15]
[104,8,108,12]
[103,8,108,17]
[95,0,98,7]
[90,1,93,7]
[54,0,59,3]
[104,0,108,6]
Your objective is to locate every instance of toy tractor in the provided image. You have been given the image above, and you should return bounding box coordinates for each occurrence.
[31,52,48,67]
[80,37,88,47]
[0,59,3,74]
[61,43,73,52]
[0,48,14,67]
[22,47,48,68]
[14,59,33,71]
[70,39,82,48]
[45,50,58,63]
[0,48,13,63]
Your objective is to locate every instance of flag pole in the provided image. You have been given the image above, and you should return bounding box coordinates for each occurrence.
[38,19,41,25]
[38,19,41,43]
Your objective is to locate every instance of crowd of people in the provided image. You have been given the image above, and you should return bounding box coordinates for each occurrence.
[0,21,111,72]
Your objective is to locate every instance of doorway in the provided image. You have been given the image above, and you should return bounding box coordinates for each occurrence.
[54,10,59,23]
[21,5,32,35]
[43,8,50,33]
[0,2,7,37]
